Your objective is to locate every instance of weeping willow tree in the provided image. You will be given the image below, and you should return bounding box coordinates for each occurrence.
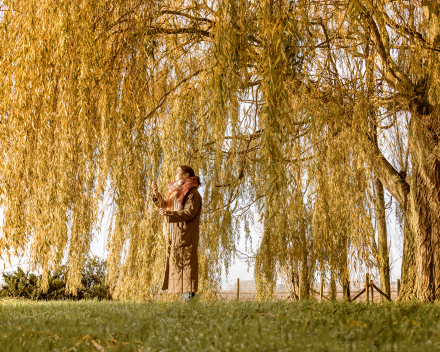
[284,0,440,302]
[0,0,270,298]
[0,0,439,301]
[0,0,235,297]
[227,0,440,302]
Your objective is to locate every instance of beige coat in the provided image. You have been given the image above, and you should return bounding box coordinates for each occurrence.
[153,188,202,294]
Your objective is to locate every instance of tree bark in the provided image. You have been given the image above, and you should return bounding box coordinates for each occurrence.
[373,176,391,300]
[299,217,310,300]
[342,280,350,301]
[297,166,310,300]
[407,115,440,301]
[290,266,300,300]
[329,270,337,301]
[359,3,440,301]
[341,271,350,301]
[369,108,391,300]
[359,130,414,298]
[398,195,417,301]
[338,231,350,301]
[363,119,440,301]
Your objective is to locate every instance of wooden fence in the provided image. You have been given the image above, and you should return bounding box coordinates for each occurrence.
[219,276,401,302]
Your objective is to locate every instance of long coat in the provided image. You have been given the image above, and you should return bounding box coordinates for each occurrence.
[153,188,202,294]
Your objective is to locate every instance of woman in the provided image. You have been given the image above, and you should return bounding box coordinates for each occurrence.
[152,165,202,301]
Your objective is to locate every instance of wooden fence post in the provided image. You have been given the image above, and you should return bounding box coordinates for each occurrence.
[366,273,369,304]
[237,278,239,300]
[397,279,400,298]
[370,280,374,303]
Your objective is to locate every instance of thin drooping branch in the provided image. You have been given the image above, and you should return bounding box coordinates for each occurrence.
[146,26,212,38]
[142,69,205,122]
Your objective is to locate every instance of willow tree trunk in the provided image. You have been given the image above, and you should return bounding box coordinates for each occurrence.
[366,29,390,299]
[371,120,390,300]
[373,176,391,300]
[329,270,337,301]
[398,197,417,301]
[297,165,310,300]
[363,112,440,301]
[299,256,309,300]
[405,114,440,301]
[290,271,299,300]
[338,232,350,301]
[299,217,310,300]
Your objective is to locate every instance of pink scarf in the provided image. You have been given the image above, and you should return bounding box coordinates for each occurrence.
[165,176,199,209]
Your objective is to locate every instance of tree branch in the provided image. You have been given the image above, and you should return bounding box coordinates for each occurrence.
[146,26,212,39]
[377,7,426,44]
[141,69,205,122]
[366,12,415,94]
[362,133,410,206]
[159,10,214,25]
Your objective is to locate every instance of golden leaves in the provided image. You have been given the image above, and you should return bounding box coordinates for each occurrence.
[0,0,420,299]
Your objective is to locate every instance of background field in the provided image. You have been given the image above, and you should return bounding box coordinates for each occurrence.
[0,299,439,352]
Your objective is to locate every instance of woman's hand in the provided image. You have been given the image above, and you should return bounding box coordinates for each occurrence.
[151,181,159,198]
[159,208,171,216]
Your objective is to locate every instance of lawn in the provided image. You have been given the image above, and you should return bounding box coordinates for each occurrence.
[0,298,439,351]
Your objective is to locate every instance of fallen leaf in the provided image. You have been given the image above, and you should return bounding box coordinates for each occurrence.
[65,340,82,352]
[92,339,105,352]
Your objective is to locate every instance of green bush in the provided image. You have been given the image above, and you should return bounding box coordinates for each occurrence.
[0,256,111,300]
[78,255,111,300]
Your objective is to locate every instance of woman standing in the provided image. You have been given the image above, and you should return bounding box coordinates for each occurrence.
[152,165,202,301]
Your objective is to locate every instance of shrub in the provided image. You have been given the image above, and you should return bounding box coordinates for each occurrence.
[78,256,111,300]
[0,256,111,300]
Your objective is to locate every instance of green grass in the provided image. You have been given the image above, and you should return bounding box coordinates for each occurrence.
[0,298,439,351]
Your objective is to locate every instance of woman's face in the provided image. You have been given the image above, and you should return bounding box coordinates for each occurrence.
[175,167,189,181]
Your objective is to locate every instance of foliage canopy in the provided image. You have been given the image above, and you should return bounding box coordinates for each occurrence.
[0,0,439,301]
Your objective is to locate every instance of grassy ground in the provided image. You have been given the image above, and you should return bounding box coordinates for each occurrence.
[0,298,439,351]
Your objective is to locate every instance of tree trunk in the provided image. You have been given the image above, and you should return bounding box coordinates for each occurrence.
[406,115,440,301]
[398,196,417,301]
[299,249,309,300]
[373,176,391,300]
[407,2,440,302]
[289,260,300,300]
[368,117,440,302]
[359,115,439,301]
[342,274,350,301]
[356,2,440,302]
[297,170,310,300]
[329,270,337,301]
[338,232,350,301]
[366,32,390,299]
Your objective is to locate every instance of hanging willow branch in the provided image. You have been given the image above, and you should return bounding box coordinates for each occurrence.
[0,0,438,301]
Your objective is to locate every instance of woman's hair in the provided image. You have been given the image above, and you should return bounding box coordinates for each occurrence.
[179,165,201,186]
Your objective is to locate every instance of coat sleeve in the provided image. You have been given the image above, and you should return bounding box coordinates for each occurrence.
[152,193,166,208]
[167,190,201,223]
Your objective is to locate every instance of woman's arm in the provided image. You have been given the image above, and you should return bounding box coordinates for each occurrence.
[167,190,201,223]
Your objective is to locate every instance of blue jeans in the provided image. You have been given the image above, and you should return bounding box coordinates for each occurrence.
[184,292,195,301]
